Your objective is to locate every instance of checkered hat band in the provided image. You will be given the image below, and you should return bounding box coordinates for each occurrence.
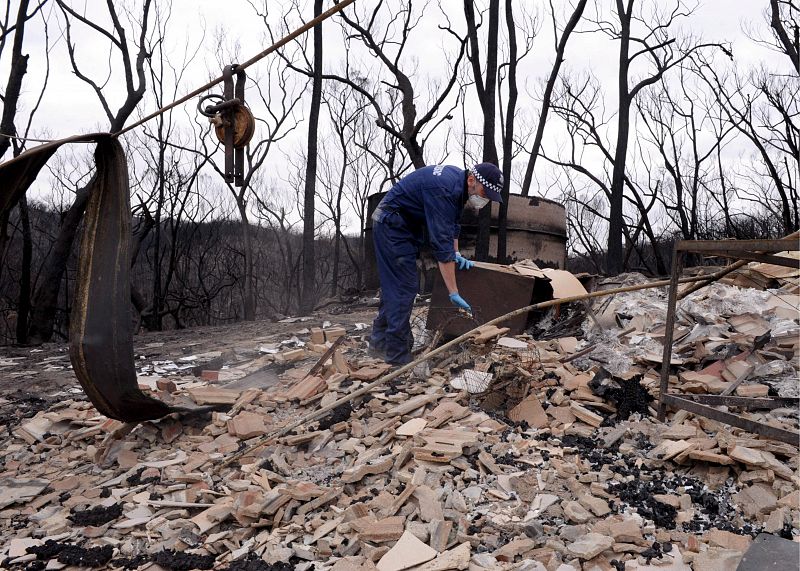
[470,167,501,194]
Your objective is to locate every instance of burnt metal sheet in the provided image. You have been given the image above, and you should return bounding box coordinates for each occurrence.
[1,135,190,422]
[0,133,106,214]
[69,138,179,421]
[426,262,549,337]
[736,533,800,571]
[662,395,800,446]
[677,238,798,253]
[678,394,800,410]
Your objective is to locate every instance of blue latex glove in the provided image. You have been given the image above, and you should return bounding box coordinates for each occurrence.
[454,252,474,270]
[449,292,472,312]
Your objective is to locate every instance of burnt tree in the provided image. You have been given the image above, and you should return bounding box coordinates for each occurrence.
[28,0,153,342]
[300,0,323,314]
[464,0,499,260]
[593,0,725,274]
[519,0,588,198]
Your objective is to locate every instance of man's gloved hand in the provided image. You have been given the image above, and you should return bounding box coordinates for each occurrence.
[454,252,473,270]
[449,292,472,312]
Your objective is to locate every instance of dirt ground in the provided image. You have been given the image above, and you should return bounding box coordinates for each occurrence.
[0,305,379,428]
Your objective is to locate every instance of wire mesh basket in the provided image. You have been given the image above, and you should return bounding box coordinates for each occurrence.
[446,326,545,413]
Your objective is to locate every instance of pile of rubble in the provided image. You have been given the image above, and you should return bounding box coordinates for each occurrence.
[0,276,798,571]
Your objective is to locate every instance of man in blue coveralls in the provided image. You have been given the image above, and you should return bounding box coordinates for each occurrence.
[369,162,504,365]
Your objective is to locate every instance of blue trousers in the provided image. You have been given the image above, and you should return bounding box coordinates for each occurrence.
[371,212,419,365]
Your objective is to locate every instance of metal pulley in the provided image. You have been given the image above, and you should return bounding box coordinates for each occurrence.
[198,64,255,186]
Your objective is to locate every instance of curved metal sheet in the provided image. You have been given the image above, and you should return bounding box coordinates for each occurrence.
[1,134,182,422]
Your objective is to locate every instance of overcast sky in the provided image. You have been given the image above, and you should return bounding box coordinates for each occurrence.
[1,0,786,216]
[9,0,773,129]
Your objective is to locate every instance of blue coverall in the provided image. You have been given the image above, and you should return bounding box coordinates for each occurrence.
[370,165,467,365]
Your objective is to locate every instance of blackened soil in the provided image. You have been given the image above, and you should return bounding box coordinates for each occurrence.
[126,467,160,486]
[27,540,64,560]
[589,369,653,420]
[153,549,215,570]
[317,402,352,431]
[112,554,151,569]
[68,503,123,526]
[27,541,113,567]
[224,553,302,571]
[384,378,405,396]
[640,541,665,564]
[57,545,114,567]
[561,434,597,451]
[609,479,678,529]
[494,452,533,470]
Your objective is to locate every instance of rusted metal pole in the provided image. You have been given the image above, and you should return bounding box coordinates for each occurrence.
[657,243,683,421]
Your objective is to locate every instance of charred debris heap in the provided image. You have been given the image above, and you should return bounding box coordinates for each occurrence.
[1,261,799,571]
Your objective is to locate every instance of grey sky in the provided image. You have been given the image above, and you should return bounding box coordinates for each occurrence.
[1,0,789,224]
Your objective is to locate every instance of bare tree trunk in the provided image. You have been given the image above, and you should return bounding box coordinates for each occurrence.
[331,164,347,298]
[239,204,255,320]
[607,0,633,276]
[520,0,587,197]
[0,209,9,272]
[465,0,499,261]
[300,0,323,314]
[151,118,166,330]
[16,196,32,344]
[497,0,518,262]
[770,0,799,73]
[405,139,426,170]
[0,0,30,160]
[717,144,733,236]
[331,231,341,297]
[29,182,92,342]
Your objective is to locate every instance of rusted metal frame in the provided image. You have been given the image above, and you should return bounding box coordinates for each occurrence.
[662,394,800,445]
[201,64,247,186]
[676,239,799,253]
[675,394,800,410]
[658,238,800,445]
[702,251,800,269]
[657,241,683,421]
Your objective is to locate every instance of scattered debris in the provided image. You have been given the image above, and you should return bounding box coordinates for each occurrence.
[0,275,797,570]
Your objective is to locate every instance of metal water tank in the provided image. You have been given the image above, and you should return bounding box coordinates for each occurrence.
[458,195,568,268]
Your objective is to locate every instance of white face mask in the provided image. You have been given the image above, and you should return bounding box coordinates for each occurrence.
[468,194,490,211]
